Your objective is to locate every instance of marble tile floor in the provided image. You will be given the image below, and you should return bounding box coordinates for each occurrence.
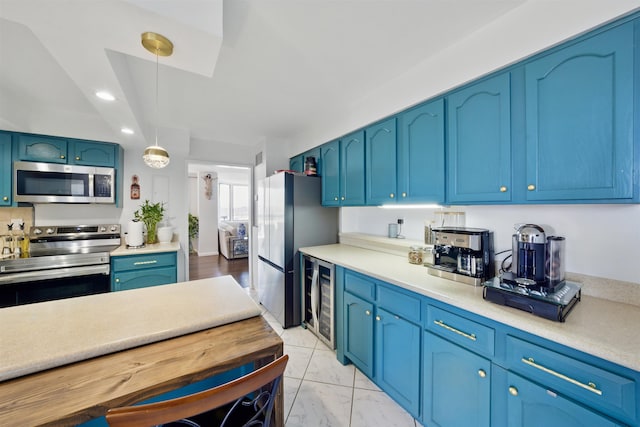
[257,305,421,427]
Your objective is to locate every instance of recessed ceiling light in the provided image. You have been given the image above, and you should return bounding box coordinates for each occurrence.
[121,127,134,135]
[95,91,116,101]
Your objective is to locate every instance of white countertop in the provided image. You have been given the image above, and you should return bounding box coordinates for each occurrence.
[300,243,640,372]
[110,240,180,256]
[0,276,261,382]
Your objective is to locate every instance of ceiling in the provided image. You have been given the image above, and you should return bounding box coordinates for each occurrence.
[0,1,636,154]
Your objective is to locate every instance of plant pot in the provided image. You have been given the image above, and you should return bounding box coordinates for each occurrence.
[158,226,173,243]
[146,223,158,244]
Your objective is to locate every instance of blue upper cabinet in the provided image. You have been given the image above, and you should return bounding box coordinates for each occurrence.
[365,118,397,205]
[524,22,634,202]
[0,132,12,206]
[447,73,512,204]
[17,134,68,163]
[320,139,340,205]
[398,99,445,203]
[289,154,304,173]
[340,130,366,205]
[70,140,117,167]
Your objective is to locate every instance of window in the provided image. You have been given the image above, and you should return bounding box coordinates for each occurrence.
[219,183,249,221]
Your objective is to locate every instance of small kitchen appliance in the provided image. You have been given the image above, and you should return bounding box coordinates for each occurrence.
[501,224,566,292]
[483,224,580,322]
[426,227,494,286]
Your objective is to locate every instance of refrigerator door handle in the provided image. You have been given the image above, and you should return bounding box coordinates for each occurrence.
[310,265,319,328]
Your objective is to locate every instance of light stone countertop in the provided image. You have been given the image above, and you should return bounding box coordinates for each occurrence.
[110,240,180,256]
[300,243,640,373]
[0,276,261,382]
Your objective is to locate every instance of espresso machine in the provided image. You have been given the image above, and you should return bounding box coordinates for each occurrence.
[501,224,566,292]
[426,227,494,286]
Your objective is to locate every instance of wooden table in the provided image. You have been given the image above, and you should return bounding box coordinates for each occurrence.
[0,316,283,427]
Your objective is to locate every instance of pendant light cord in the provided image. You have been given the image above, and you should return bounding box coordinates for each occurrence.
[155,48,159,148]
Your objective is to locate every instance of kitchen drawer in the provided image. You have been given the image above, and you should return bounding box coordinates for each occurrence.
[505,335,636,421]
[112,252,176,272]
[377,283,421,324]
[426,305,494,357]
[344,270,375,302]
[112,266,177,291]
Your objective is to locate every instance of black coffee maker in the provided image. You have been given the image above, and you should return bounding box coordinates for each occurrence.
[502,224,566,292]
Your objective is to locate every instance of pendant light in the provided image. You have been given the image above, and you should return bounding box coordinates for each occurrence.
[141,32,172,168]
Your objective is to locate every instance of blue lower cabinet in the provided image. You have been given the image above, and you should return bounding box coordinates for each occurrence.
[492,366,623,427]
[111,252,177,291]
[423,331,491,427]
[343,291,374,378]
[375,308,421,418]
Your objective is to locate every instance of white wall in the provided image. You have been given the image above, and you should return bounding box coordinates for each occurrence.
[341,204,640,285]
[196,171,219,256]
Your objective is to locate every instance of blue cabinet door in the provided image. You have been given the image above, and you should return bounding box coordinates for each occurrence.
[0,132,11,206]
[366,118,397,205]
[447,73,512,203]
[497,369,623,427]
[398,99,445,203]
[112,266,177,291]
[289,154,304,173]
[524,23,634,201]
[70,140,117,167]
[423,331,491,427]
[320,140,340,206]
[17,134,68,163]
[375,307,421,418]
[341,130,366,205]
[344,291,374,378]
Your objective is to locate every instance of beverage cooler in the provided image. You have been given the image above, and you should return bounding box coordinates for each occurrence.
[302,255,335,349]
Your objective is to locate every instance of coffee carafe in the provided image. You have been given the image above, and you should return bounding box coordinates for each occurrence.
[508,224,566,291]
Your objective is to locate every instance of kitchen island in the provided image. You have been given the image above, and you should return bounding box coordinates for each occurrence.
[0,276,283,426]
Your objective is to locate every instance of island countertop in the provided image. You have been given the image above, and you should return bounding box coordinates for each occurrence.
[300,242,640,373]
[0,276,262,382]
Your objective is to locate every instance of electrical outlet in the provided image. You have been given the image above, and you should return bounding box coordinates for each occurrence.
[10,218,23,228]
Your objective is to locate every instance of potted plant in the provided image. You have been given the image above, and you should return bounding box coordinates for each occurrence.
[188,213,199,253]
[134,200,165,244]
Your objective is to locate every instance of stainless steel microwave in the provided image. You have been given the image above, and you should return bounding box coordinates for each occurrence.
[13,161,115,204]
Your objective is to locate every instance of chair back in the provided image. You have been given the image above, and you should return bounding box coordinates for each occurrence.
[106,354,288,427]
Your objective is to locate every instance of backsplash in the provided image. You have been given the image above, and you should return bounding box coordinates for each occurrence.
[0,207,34,233]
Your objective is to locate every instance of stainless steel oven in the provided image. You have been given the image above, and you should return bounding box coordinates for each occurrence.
[0,224,120,307]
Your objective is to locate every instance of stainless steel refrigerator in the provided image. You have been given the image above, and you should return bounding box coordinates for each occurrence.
[257,172,338,328]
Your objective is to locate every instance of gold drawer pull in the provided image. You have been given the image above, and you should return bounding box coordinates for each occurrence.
[500,186,507,192]
[60,155,66,159]
[375,315,381,321]
[389,193,395,198]
[508,386,518,396]
[401,192,407,197]
[365,310,371,316]
[527,184,535,191]
[2,196,7,201]
[521,357,602,396]
[434,319,476,341]
[134,260,158,265]
[334,197,338,201]
[76,156,81,160]
[478,369,486,378]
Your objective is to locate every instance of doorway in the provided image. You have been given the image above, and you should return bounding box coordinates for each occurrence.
[187,162,251,286]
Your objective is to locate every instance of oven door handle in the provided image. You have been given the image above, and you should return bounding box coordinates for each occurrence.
[0,264,110,285]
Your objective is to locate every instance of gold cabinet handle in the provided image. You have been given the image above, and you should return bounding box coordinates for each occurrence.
[2,196,7,202]
[60,155,65,159]
[341,196,345,201]
[75,156,81,160]
[375,315,381,321]
[334,197,338,201]
[478,369,487,378]
[500,186,508,193]
[433,320,477,341]
[115,278,120,283]
[401,192,407,198]
[508,386,518,396]
[527,184,536,191]
[521,357,602,395]
[389,193,395,198]
[365,310,371,316]
[134,260,158,265]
